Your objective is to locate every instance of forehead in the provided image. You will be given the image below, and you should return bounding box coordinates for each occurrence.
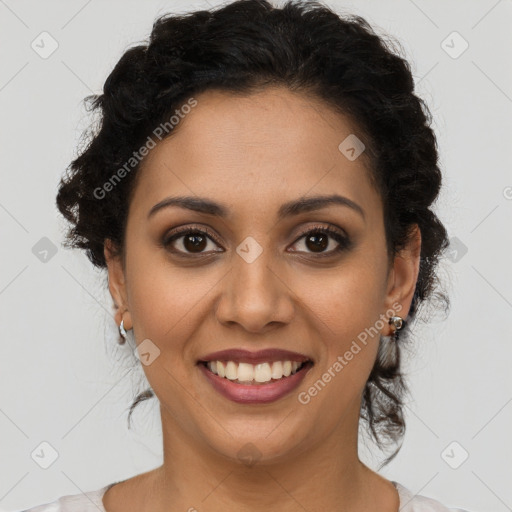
[129,86,379,222]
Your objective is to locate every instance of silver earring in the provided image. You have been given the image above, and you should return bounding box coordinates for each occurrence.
[119,319,128,344]
[388,315,405,342]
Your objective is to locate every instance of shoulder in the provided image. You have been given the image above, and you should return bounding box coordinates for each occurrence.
[393,481,473,512]
[20,484,112,512]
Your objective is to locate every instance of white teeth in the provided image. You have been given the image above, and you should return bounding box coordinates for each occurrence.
[205,359,307,383]
[254,363,272,383]
[237,362,254,382]
[225,361,238,380]
[271,361,283,379]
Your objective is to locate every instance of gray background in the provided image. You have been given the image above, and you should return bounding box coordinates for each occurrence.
[1,0,511,511]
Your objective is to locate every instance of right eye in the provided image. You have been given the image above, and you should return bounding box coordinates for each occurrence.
[162,226,224,256]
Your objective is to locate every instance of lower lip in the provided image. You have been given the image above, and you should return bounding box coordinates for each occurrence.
[198,362,313,404]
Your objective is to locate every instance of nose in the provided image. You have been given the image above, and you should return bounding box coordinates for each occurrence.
[214,250,295,334]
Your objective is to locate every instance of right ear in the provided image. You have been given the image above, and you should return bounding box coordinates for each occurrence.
[104,238,132,330]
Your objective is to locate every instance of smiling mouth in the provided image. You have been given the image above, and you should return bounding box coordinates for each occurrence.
[198,359,314,385]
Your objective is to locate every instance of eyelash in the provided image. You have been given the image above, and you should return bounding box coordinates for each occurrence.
[161,223,351,258]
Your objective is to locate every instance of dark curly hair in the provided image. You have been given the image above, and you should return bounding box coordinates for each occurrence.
[56,0,450,467]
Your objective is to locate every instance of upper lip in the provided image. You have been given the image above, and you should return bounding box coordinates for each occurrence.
[197,348,313,365]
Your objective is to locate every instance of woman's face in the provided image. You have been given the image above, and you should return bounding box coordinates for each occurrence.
[105,86,420,465]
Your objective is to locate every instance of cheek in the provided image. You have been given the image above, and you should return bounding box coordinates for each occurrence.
[293,257,386,388]
[300,262,385,339]
[124,255,217,402]
[302,276,382,411]
[125,248,218,350]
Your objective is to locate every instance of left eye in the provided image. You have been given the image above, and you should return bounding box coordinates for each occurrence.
[290,226,350,255]
[162,225,350,256]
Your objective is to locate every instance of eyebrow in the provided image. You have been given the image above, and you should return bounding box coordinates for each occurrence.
[147,193,365,221]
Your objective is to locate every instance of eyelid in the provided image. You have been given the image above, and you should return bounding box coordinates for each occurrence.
[162,224,223,248]
[162,222,351,255]
[292,222,348,242]
[288,223,351,256]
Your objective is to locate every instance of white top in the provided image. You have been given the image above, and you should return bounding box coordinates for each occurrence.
[20,480,473,512]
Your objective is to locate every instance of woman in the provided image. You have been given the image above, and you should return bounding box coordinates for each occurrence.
[23,0,472,510]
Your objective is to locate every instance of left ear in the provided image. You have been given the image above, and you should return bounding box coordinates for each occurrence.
[384,223,422,326]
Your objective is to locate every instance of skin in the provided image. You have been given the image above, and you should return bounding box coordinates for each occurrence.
[102,86,421,512]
